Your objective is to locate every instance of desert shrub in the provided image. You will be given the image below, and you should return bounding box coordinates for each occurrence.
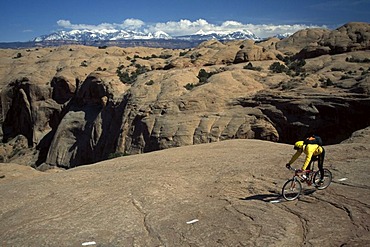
[279,57,306,76]
[117,64,148,84]
[117,71,133,84]
[287,59,306,73]
[197,69,220,84]
[184,83,196,90]
[243,62,262,71]
[346,57,370,63]
[159,54,172,59]
[197,69,210,83]
[145,80,155,85]
[321,78,334,88]
[179,51,188,56]
[269,62,287,73]
[13,52,22,59]
[190,52,202,61]
[80,60,88,67]
[137,54,172,60]
[140,55,154,60]
[331,67,343,72]
[340,75,351,80]
[244,62,254,70]
[276,54,285,61]
[134,63,148,74]
[184,69,220,90]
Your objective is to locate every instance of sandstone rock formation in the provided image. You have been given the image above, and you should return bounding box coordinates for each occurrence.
[234,39,278,63]
[0,22,369,169]
[320,22,370,53]
[276,28,331,55]
[288,22,370,59]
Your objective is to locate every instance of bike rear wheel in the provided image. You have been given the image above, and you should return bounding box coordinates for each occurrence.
[282,178,302,201]
[313,168,332,190]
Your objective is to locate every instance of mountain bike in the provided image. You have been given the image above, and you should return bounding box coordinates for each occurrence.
[282,162,332,201]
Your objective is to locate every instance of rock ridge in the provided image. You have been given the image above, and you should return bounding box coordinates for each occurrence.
[0,22,369,168]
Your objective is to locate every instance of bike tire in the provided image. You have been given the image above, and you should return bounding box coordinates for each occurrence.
[282,178,302,201]
[313,168,332,190]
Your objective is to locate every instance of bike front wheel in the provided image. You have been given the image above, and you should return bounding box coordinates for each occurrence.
[282,178,302,201]
[313,168,332,190]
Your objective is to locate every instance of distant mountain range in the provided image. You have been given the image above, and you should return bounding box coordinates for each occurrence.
[32,28,265,42]
[0,29,291,49]
[33,29,172,42]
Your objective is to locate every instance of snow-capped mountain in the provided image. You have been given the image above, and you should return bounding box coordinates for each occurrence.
[274,33,292,39]
[33,29,172,42]
[33,28,261,42]
[176,29,260,41]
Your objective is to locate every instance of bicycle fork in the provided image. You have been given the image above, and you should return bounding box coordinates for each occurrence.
[290,177,298,189]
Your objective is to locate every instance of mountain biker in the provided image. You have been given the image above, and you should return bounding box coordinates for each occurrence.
[286,140,325,183]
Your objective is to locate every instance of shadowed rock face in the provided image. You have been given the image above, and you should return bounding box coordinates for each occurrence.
[44,75,128,168]
[50,76,76,104]
[1,78,59,146]
[235,92,370,144]
[0,22,369,168]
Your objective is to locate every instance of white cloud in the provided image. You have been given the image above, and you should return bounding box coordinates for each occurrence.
[148,19,325,37]
[120,19,145,29]
[57,19,116,30]
[148,19,214,36]
[246,23,325,37]
[57,19,326,38]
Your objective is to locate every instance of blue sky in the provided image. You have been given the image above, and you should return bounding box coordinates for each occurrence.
[1,0,369,42]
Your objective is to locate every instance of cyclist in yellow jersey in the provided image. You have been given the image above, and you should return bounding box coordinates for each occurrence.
[286,141,325,182]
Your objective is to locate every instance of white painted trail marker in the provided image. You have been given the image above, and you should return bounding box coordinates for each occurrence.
[186,219,199,224]
[270,199,282,204]
[82,241,96,246]
[338,178,348,181]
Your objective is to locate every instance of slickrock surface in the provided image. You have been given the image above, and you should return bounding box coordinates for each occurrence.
[1,133,369,246]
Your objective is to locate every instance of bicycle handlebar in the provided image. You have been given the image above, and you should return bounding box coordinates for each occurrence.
[286,164,295,171]
[286,166,312,175]
[286,165,302,173]
[288,167,297,172]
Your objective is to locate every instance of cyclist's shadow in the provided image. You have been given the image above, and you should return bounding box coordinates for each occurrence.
[240,189,316,203]
[240,191,282,203]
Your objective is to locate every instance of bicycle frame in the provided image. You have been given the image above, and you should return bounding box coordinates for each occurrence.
[290,159,319,185]
[289,168,312,185]
[283,161,332,201]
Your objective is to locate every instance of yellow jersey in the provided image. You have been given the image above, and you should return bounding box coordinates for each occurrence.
[288,144,324,170]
